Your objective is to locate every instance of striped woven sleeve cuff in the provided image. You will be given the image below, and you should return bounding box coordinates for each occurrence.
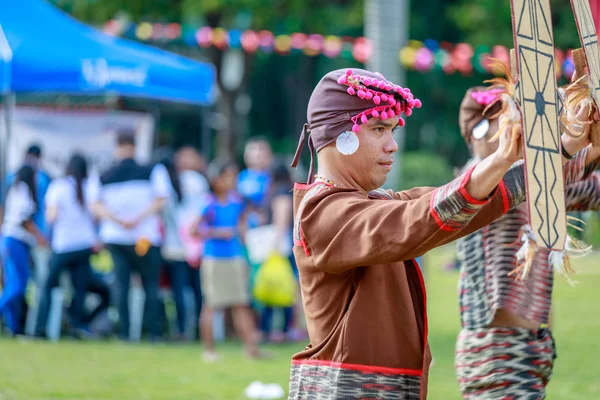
[565,172,600,211]
[498,160,526,213]
[564,146,589,185]
[430,165,494,232]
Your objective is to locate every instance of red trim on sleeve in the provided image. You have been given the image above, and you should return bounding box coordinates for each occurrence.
[429,192,455,232]
[410,258,429,400]
[498,180,510,214]
[458,166,491,205]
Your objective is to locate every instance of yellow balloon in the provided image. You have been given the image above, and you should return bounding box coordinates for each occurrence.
[275,35,292,52]
[399,47,417,68]
[136,22,153,41]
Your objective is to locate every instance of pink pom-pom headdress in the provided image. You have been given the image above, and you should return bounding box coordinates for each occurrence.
[337,69,422,133]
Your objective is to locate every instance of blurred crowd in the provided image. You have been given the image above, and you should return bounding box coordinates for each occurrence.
[0,132,305,360]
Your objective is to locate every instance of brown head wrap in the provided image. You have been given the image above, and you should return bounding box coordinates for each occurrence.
[459,86,503,143]
[291,68,421,183]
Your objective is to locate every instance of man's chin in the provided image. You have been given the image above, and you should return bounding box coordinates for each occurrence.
[370,176,388,190]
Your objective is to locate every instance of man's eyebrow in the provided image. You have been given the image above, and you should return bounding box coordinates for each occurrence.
[370,120,398,129]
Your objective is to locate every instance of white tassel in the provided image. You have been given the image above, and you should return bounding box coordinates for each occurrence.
[510,225,538,281]
[549,249,579,286]
[549,235,592,286]
[565,235,593,258]
[511,225,592,284]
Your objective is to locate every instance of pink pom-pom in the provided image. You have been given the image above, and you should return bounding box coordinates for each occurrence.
[365,91,373,100]
[381,94,389,102]
[363,78,371,86]
[352,124,361,133]
[371,79,379,87]
[398,117,405,127]
[345,69,353,76]
[408,99,415,108]
[404,107,412,116]
[380,111,388,120]
[387,109,395,117]
[361,114,369,124]
[357,89,366,99]
[395,103,402,114]
[378,82,386,89]
[373,95,381,105]
[414,99,422,108]
[372,110,379,118]
[337,75,348,85]
[347,87,356,95]
[385,83,393,91]
[389,98,396,107]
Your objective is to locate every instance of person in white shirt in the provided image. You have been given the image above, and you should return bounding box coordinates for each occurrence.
[156,149,207,339]
[34,154,110,338]
[88,132,170,341]
[0,165,46,335]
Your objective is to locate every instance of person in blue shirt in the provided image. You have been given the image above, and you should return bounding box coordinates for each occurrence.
[237,137,273,228]
[3,144,52,336]
[191,159,264,361]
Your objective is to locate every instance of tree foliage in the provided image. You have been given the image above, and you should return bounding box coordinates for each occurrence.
[51,0,589,166]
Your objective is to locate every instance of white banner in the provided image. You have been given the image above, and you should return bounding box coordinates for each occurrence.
[2,107,155,178]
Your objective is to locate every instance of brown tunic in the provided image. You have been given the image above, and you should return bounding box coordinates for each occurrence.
[288,162,526,400]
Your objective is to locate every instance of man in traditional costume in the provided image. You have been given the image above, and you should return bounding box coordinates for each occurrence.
[287,68,592,399]
[454,82,600,399]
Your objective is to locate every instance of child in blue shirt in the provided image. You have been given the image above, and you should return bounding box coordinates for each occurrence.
[192,160,263,361]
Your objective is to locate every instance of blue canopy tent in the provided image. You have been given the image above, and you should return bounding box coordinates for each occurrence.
[0,0,215,103]
[0,23,12,192]
[0,0,216,197]
[0,24,10,94]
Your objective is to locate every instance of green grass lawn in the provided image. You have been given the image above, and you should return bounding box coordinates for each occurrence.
[1,245,599,400]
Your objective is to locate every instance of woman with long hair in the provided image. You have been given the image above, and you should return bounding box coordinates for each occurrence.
[0,165,46,335]
[34,154,109,338]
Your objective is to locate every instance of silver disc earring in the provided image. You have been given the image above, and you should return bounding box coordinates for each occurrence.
[472,119,490,140]
[336,131,360,155]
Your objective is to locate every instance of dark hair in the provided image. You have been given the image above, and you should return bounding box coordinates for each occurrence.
[26,144,42,158]
[15,165,38,209]
[116,130,135,146]
[161,157,182,203]
[66,153,88,206]
[206,159,238,193]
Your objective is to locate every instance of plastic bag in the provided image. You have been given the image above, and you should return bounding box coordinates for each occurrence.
[253,253,297,307]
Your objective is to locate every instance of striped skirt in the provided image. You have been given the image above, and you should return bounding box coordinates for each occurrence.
[455,327,556,399]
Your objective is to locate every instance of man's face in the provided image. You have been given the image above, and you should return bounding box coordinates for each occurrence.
[115,143,135,160]
[333,116,399,191]
[213,166,239,193]
[176,147,206,173]
[471,118,500,158]
[244,141,273,170]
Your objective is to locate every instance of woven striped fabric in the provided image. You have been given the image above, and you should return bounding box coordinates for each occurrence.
[431,166,492,232]
[565,172,600,211]
[455,327,555,399]
[457,149,595,329]
[289,361,422,400]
